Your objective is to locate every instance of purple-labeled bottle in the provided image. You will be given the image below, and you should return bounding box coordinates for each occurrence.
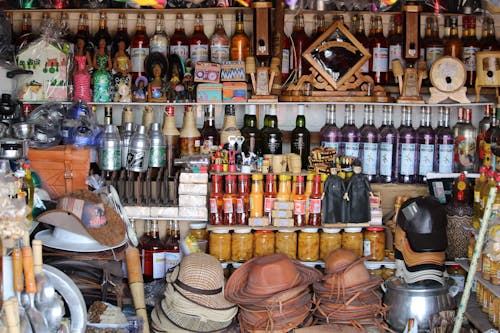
[379,105,399,183]
[360,105,379,182]
[436,106,454,173]
[340,104,360,158]
[416,106,436,183]
[320,104,341,153]
[398,106,417,183]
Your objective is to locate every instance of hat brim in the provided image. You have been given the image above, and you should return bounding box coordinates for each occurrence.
[224,257,321,305]
[34,229,125,252]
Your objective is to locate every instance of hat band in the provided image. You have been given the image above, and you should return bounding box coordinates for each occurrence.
[175,279,222,296]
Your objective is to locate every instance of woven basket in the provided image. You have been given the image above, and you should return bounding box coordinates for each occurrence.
[445,214,473,260]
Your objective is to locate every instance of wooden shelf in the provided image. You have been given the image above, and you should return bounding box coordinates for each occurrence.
[4,7,253,14]
[457,258,500,298]
[464,294,496,332]
[207,223,374,231]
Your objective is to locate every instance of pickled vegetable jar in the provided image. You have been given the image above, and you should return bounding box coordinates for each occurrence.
[342,228,363,256]
[363,227,386,261]
[209,229,231,262]
[275,229,297,259]
[231,228,253,262]
[254,230,275,257]
[298,228,319,262]
[320,228,341,260]
[189,223,208,241]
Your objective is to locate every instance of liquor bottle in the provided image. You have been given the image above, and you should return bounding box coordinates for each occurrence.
[340,104,360,158]
[436,107,454,174]
[99,124,122,178]
[370,16,389,85]
[379,105,398,183]
[170,14,189,66]
[473,166,488,228]
[477,104,492,166]
[313,14,326,40]
[112,13,130,58]
[150,14,169,59]
[210,13,230,64]
[142,220,166,282]
[130,14,149,80]
[261,105,282,154]
[416,107,436,183]
[291,105,311,169]
[22,162,34,222]
[281,36,291,81]
[94,12,111,53]
[320,104,341,152]
[264,174,277,224]
[179,106,201,156]
[444,16,463,60]
[398,106,417,183]
[200,105,219,154]
[209,175,224,225]
[483,108,497,169]
[462,15,480,87]
[360,105,379,182]
[76,13,94,56]
[453,108,477,173]
[249,174,264,218]
[230,11,250,62]
[164,221,181,273]
[139,220,151,252]
[220,105,241,148]
[189,13,209,65]
[424,15,444,72]
[480,16,499,51]
[16,13,35,51]
[353,15,370,75]
[291,14,311,78]
[388,13,403,85]
[127,125,150,173]
[236,174,250,225]
[223,175,237,225]
[308,174,322,226]
[240,105,262,156]
[162,106,180,180]
[443,16,451,45]
[292,175,307,227]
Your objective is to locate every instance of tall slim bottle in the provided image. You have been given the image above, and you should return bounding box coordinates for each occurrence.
[261,105,282,154]
[360,105,379,182]
[340,104,360,158]
[291,14,311,78]
[453,108,477,173]
[477,104,492,166]
[398,106,417,183]
[291,105,311,168]
[230,11,250,62]
[210,13,230,64]
[462,15,480,87]
[170,14,189,66]
[379,106,398,183]
[370,16,389,85]
[320,105,341,152]
[150,14,169,59]
[436,107,454,174]
[200,105,219,153]
[388,14,403,85]
[189,13,209,65]
[130,14,149,80]
[112,13,130,58]
[164,221,181,273]
[416,107,436,183]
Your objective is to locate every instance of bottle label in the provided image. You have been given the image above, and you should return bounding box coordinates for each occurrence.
[372,46,389,72]
[190,44,209,64]
[425,47,444,70]
[223,197,233,213]
[210,45,230,64]
[165,251,182,273]
[388,44,403,70]
[379,142,393,176]
[131,47,149,73]
[170,44,189,64]
[454,136,476,170]
[363,239,371,256]
[100,147,121,171]
[474,189,481,203]
[150,44,168,58]
[282,49,290,75]
[309,198,321,214]
[361,61,369,73]
[418,143,435,176]
[483,142,493,167]
[152,252,166,279]
[127,148,149,172]
[321,141,339,151]
[149,146,167,167]
[236,198,244,213]
[438,144,454,173]
[293,199,306,215]
[362,142,378,175]
[400,143,416,175]
[264,197,275,213]
[292,135,305,156]
[267,137,282,154]
[344,142,360,158]
[463,46,480,71]
[180,137,201,155]
[209,197,218,213]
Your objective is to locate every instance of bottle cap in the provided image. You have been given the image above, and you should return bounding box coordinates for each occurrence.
[302,228,319,233]
[211,229,229,234]
[234,228,252,234]
[247,105,256,115]
[297,105,305,115]
[189,223,207,229]
[322,228,341,234]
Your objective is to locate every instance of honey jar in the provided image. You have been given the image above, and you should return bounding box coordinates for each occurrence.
[254,230,275,257]
[231,228,253,262]
[491,259,500,286]
[363,227,386,261]
[209,229,231,262]
[275,229,297,259]
[189,223,208,241]
[298,228,320,262]
[482,252,491,281]
[320,228,341,260]
[483,288,490,313]
[381,265,396,281]
[342,228,363,256]
[365,262,383,278]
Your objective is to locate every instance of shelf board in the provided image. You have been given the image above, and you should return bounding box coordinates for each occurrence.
[4,7,253,14]
[206,223,372,231]
[457,258,500,298]
[464,294,496,332]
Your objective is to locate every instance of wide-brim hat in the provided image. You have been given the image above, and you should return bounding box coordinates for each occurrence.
[225,254,321,305]
[36,190,126,247]
[34,228,124,252]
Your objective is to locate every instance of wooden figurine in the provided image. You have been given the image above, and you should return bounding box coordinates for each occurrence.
[392,60,427,104]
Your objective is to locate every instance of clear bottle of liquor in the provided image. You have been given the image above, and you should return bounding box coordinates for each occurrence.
[210,13,230,64]
[416,106,436,183]
[360,105,379,182]
[130,13,149,80]
[291,105,311,169]
[477,104,492,166]
[170,14,189,66]
[436,107,454,174]
[340,104,360,158]
[320,104,341,152]
[150,14,169,59]
[379,105,398,183]
[370,15,389,85]
[398,106,417,183]
[453,108,477,173]
[261,105,282,154]
[189,13,210,65]
[200,105,219,154]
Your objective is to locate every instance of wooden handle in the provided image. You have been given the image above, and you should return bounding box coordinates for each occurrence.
[12,248,23,293]
[3,297,20,333]
[125,247,149,333]
[32,239,43,276]
[392,60,404,77]
[130,284,149,333]
[125,247,143,284]
[21,246,36,294]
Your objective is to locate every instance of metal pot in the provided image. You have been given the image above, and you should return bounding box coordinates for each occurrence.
[382,277,458,332]
[0,138,26,159]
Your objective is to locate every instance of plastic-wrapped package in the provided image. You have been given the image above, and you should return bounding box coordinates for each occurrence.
[38,0,71,8]
[62,100,102,148]
[27,102,65,148]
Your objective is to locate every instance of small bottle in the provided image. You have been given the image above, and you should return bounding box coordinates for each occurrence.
[210,13,230,64]
[480,16,499,51]
[179,106,201,156]
[130,13,149,80]
[249,174,264,218]
[291,105,311,169]
[230,11,250,62]
[292,175,307,227]
[142,220,166,282]
[424,16,444,72]
[170,14,189,65]
[308,174,322,226]
[462,15,480,87]
[261,105,282,155]
[398,106,417,183]
[209,175,224,225]
[235,174,250,225]
[264,174,277,224]
[223,175,237,225]
[416,106,436,183]
[150,14,169,59]
[16,13,35,51]
[164,221,181,273]
[189,13,209,65]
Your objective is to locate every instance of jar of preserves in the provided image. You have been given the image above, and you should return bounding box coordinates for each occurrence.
[254,230,275,257]
[231,228,253,262]
[491,259,500,285]
[342,228,363,256]
[467,232,475,260]
[275,229,297,259]
[483,288,490,313]
[189,223,208,241]
[320,228,341,260]
[482,252,491,281]
[363,227,386,261]
[382,265,396,280]
[209,229,231,262]
[365,262,383,278]
[298,228,320,262]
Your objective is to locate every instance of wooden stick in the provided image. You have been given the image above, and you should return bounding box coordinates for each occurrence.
[125,247,149,333]
[3,297,20,333]
[32,240,43,276]
[21,246,36,294]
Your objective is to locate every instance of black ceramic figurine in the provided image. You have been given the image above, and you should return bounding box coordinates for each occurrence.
[343,159,373,223]
[322,165,346,223]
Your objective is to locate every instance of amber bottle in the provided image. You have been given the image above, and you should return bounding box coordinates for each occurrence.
[308,174,322,226]
[223,175,237,225]
[292,175,307,227]
[209,175,224,225]
[235,174,250,225]
[444,16,463,60]
[142,220,166,282]
[462,15,480,88]
[164,221,181,273]
[230,11,250,62]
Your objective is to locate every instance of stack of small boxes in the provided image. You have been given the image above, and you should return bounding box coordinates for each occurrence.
[178,172,209,220]
[272,201,294,227]
[370,194,382,225]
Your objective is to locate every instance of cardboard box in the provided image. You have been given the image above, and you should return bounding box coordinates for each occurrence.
[179,173,209,184]
[222,82,247,102]
[220,61,246,81]
[178,183,208,195]
[194,62,221,83]
[179,195,207,207]
[273,201,294,211]
[179,207,208,219]
[272,218,294,227]
[196,83,222,102]
[272,210,293,219]
[249,217,270,227]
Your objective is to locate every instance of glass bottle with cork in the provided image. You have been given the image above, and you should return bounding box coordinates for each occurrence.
[230,11,250,62]
[170,14,189,66]
[236,174,250,225]
[223,175,237,225]
[189,13,209,66]
[209,175,224,225]
[142,220,166,282]
[179,106,201,156]
[210,13,230,64]
[292,175,307,227]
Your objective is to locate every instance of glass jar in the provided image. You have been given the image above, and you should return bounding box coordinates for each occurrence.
[342,227,363,256]
[275,229,297,259]
[467,233,475,260]
[491,259,500,286]
[298,228,320,262]
[189,223,208,241]
[483,288,490,313]
[320,228,341,260]
[363,227,386,261]
[254,230,275,257]
[231,228,253,262]
[365,262,383,278]
[209,229,231,262]
[482,252,491,281]
[382,265,396,280]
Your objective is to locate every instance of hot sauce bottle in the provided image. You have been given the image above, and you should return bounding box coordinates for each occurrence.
[277,174,290,201]
[209,175,224,225]
[249,174,264,218]
[236,174,250,225]
[292,175,307,227]
[264,174,277,223]
[308,174,322,226]
[223,175,237,225]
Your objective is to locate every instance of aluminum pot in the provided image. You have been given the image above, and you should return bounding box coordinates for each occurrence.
[382,277,458,332]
